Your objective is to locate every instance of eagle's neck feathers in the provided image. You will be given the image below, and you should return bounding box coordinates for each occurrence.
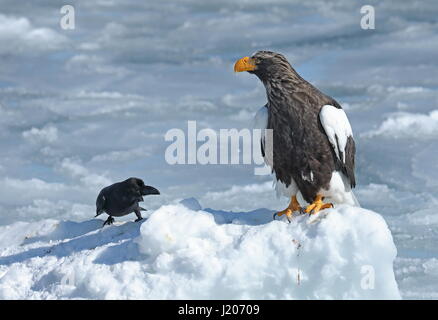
[262,69,305,114]
[262,67,335,115]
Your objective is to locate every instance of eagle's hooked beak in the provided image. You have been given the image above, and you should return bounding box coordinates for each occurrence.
[234,56,256,72]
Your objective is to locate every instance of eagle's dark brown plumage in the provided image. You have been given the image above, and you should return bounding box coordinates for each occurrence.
[234,51,357,219]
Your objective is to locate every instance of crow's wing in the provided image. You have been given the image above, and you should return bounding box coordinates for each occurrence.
[95,189,107,217]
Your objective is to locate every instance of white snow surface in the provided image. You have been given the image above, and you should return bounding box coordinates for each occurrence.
[0,201,400,299]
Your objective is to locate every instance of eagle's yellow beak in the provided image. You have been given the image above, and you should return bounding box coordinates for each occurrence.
[234,56,256,72]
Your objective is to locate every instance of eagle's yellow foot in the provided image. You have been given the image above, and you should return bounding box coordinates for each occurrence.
[305,195,333,215]
[273,196,302,223]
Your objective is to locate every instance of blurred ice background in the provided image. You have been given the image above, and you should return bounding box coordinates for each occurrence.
[0,0,437,298]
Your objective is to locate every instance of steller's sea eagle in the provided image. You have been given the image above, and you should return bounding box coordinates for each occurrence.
[234,51,359,221]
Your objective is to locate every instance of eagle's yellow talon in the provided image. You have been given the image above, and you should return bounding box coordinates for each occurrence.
[304,195,333,215]
[304,204,315,213]
[273,196,302,222]
[275,208,292,218]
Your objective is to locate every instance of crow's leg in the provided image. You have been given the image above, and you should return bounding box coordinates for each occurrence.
[103,216,115,226]
[134,209,143,222]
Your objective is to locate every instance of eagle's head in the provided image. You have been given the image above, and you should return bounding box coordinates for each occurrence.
[234,51,294,82]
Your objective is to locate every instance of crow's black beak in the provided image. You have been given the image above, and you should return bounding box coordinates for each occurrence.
[142,186,160,195]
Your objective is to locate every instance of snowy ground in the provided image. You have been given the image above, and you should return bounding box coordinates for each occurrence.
[1,0,438,298]
[0,200,400,299]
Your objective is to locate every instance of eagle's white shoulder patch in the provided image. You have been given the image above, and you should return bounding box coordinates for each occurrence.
[319,104,353,163]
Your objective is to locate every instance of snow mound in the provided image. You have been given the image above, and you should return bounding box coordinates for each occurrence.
[179,197,202,211]
[0,203,400,299]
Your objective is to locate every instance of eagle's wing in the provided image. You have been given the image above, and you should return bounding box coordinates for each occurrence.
[253,104,299,198]
[319,104,356,188]
[253,104,272,167]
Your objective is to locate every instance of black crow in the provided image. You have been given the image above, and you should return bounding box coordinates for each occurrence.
[96,177,160,226]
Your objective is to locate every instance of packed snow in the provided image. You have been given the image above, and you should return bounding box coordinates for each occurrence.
[0,200,400,299]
